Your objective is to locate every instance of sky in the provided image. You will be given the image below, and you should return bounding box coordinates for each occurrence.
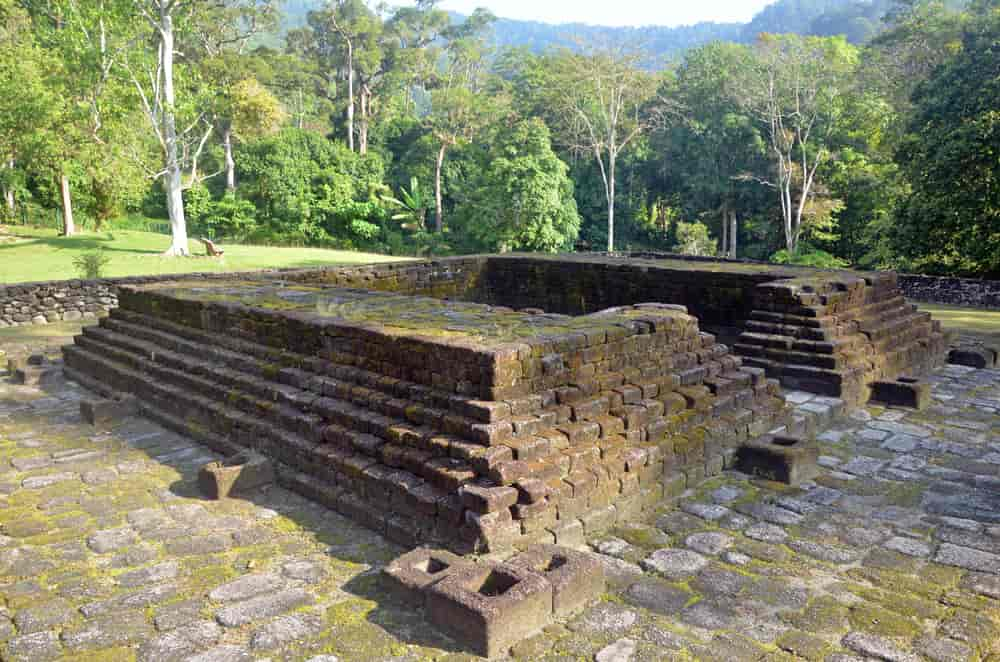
[435,0,777,27]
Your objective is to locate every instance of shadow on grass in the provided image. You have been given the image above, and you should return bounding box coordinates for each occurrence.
[0,234,164,256]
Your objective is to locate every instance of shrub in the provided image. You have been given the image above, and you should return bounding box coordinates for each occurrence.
[73,249,111,280]
[672,222,717,257]
[771,247,849,269]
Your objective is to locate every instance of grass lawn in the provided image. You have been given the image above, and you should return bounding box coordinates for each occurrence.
[0,226,403,284]
[917,303,1000,344]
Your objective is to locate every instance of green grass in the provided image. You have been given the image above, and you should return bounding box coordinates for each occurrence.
[917,303,1000,343]
[0,226,403,284]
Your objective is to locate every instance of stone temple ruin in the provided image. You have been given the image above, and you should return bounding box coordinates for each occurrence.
[60,253,950,558]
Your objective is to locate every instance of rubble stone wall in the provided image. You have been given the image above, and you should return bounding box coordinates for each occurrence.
[0,280,119,327]
[898,273,1000,309]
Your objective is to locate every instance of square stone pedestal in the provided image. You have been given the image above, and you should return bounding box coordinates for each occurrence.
[737,436,819,485]
[871,378,931,410]
[382,548,470,607]
[509,544,605,617]
[426,561,552,658]
[198,451,274,499]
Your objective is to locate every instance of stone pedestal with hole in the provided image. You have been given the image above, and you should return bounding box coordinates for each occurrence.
[737,436,819,485]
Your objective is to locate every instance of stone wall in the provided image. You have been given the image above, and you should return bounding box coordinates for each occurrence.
[898,274,1000,309]
[0,280,120,327]
[0,266,354,329]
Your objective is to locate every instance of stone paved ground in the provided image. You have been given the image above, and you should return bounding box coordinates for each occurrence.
[1,355,999,660]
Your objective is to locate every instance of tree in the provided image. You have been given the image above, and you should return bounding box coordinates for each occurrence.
[652,42,767,257]
[735,34,857,253]
[20,0,141,236]
[455,119,580,253]
[128,0,190,255]
[550,46,659,252]
[126,0,276,255]
[892,2,1000,275]
[424,8,497,232]
[0,1,62,223]
[290,0,380,153]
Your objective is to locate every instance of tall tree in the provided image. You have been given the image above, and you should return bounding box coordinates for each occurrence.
[0,0,62,223]
[652,41,766,257]
[893,1,1000,275]
[455,118,581,252]
[735,34,857,253]
[550,46,658,252]
[425,8,496,233]
[21,0,140,236]
[127,0,189,255]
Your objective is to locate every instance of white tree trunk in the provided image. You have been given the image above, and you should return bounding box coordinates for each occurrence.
[607,153,616,253]
[224,128,236,191]
[434,143,447,233]
[60,174,75,236]
[359,87,369,156]
[160,9,189,256]
[345,42,355,152]
[729,210,737,258]
[3,159,13,216]
[724,213,731,257]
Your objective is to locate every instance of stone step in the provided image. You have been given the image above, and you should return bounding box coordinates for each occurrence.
[105,309,513,424]
[82,323,704,484]
[96,317,506,445]
[63,343,675,552]
[99,311,774,465]
[63,344,476,547]
[857,309,930,340]
[72,331,522,496]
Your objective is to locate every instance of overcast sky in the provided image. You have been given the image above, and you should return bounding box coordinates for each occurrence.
[435,0,777,27]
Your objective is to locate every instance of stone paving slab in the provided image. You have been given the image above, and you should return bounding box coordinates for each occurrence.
[1,354,999,660]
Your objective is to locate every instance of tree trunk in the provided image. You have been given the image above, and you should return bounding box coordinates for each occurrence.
[607,153,616,253]
[358,86,369,156]
[729,210,737,258]
[345,42,355,152]
[434,142,447,233]
[3,159,13,216]
[721,205,728,257]
[224,127,236,191]
[160,9,189,256]
[297,88,304,129]
[60,174,75,236]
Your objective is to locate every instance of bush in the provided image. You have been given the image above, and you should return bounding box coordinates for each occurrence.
[238,128,387,246]
[72,249,111,280]
[672,222,717,257]
[771,247,850,269]
[201,192,257,241]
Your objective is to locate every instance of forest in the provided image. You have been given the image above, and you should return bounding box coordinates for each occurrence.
[0,0,998,277]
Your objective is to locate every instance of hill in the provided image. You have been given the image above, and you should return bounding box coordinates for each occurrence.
[280,0,897,64]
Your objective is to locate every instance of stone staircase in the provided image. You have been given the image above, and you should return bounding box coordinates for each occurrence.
[735,274,949,405]
[64,299,793,554]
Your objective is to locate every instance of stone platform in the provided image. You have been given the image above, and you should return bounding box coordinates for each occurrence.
[62,275,791,554]
[58,254,951,556]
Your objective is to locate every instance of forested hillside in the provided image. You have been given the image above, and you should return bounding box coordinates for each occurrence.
[2,0,997,278]
[283,0,898,59]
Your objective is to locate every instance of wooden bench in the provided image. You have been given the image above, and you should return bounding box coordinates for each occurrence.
[199,237,224,257]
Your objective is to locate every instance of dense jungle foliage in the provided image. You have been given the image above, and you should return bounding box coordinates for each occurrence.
[0,0,997,276]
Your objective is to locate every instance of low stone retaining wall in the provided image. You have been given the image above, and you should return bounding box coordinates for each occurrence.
[0,280,120,327]
[0,269,299,328]
[898,274,1000,309]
